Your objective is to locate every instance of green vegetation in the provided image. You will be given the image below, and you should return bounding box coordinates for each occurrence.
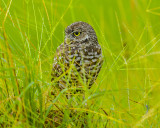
[1,0,160,127]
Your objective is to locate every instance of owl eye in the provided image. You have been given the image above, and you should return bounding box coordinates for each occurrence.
[73,32,81,36]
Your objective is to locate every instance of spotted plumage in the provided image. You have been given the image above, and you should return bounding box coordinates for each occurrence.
[51,21,103,90]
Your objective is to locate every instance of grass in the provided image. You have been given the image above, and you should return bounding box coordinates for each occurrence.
[1,0,160,127]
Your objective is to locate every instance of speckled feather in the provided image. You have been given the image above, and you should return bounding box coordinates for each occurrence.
[51,21,103,89]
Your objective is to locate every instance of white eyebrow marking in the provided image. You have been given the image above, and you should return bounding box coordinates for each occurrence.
[80,34,89,41]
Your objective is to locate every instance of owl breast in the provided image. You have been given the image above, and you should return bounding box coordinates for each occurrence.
[52,42,103,89]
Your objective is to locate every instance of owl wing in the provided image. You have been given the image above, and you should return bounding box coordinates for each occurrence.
[51,43,69,82]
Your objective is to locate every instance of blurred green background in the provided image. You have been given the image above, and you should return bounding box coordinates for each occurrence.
[1,0,160,127]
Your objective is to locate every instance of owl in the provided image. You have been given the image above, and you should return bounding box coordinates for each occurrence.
[51,21,103,91]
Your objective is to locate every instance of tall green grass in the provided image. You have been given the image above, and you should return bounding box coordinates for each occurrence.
[1,0,160,127]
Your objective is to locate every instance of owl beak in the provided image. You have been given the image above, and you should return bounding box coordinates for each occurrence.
[65,37,71,44]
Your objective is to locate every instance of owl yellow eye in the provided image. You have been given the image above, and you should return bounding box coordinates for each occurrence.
[73,32,81,36]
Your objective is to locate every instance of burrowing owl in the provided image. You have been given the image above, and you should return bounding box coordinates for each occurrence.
[51,21,103,90]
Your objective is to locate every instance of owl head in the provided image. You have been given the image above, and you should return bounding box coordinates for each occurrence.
[65,21,97,44]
